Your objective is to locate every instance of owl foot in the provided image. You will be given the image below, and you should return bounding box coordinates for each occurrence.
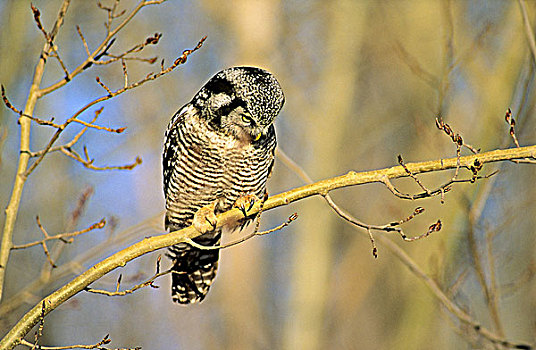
[193,201,218,234]
[233,194,260,217]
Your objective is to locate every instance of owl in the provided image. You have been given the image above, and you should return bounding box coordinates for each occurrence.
[163,66,285,304]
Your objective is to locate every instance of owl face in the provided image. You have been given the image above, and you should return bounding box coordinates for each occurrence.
[192,66,284,141]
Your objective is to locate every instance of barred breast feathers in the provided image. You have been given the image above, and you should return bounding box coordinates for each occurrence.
[163,104,276,231]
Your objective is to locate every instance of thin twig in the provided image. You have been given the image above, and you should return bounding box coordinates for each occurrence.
[121,59,128,88]
[20,334,136,350]
[186,213,299,251]
[71,117,126,133]
[436,115,479,154]
[12,219,106,250]
[3,92,125,134]
[11,217,105,268]
[85,258,172,297]
[398,220,442,242]
[0,212,163,321]
[91,33,162,66]
[398,154,433,195]
[504,108,536,164]
[1,85,24,116]
[277,148,442,258]
[60,147,142,171]
[76,25,91,57]
[31,3,71,80]
[95,76,113,95]
[380,168,495,202]
[98,0,125,35]
[505,108,520,148]
[26,108,103,157]
[30,4,49,41]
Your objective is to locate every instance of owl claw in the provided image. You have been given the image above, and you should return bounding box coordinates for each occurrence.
[205,216,217,230]
[193,201,218,233]
[234,194,260,217]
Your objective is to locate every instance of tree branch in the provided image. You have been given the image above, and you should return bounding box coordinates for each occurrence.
[0,0,71,302]
[0,0,204,303]
[37,0,168,97]
[1,145,534,349]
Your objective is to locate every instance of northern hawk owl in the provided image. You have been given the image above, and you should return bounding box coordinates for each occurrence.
[163,66,285,304]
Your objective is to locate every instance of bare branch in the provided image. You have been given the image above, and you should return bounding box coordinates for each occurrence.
[277,147,529,349]
[71,118,126,133]
[30,4,49,41]
[505,108,520,148]
[504,108,536,164]
[92,33,162,66]
[31,3,71,80]
[2,146,535,349]
[278,147,448,257]
[3,94,125,134]
[380,175,451,201]
[381,169,496,204]
[398,220,442,242]
[398,154,433,195]
[38,0,171,97]
[436,114,479,154]
[11,216,105,268]
[24,36,206,178]
[186,213,298,251]
[60,147,142,171]
[0,212,162,321]
[0,0,71,301]
[1,85,23,117]
[95,76,113,95]
[85,257,172,297]
[19,333,138,350]
[12,219,106,250]
[27,108,104,158]
[121,59,128,88]
[76,25,91,57]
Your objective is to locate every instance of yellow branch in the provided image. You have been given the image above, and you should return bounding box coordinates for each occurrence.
[0,0,71,302]
[1,144,534,349]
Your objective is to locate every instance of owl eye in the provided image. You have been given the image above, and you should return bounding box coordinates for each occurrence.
[241,113,254,125]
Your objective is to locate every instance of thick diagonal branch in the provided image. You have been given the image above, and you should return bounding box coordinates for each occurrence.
[1,144,535,350]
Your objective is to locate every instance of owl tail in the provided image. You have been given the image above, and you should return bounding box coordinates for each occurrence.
[167,232,221,304]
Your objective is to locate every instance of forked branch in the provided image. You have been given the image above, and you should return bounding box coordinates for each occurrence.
[1,144,535,350]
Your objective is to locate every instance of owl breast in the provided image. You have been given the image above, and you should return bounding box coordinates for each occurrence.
[164,106,276,231]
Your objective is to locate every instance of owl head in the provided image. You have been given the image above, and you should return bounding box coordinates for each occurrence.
[193,66,285,142]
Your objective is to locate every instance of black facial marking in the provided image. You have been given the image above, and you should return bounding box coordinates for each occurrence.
[204,77,235,96]
[216,98,247,118]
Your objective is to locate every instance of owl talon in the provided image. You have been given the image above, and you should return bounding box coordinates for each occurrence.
[205,216,217,230]
[234,194,260,218]
[193,201,218,234]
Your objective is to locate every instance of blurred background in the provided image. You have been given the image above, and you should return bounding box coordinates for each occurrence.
[1,0,535,349]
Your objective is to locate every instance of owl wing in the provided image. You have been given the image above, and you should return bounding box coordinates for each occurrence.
[265,124,277,179]
[162,105,190,196]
